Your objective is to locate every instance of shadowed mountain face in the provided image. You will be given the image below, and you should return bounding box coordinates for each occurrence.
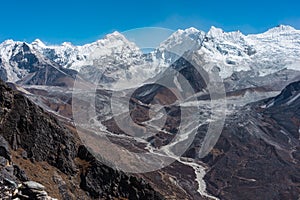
[0,79,77,174]
[196,81,300,200]
[0,58,8,82]
[0,42,78,87]
[0,80,163,199]
[16,66,78,87]
[12,43,78,87]
[272,81,300,106]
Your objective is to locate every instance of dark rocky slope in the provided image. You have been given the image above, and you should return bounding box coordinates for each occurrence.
[198,81,300,200]
[0,80,163,199]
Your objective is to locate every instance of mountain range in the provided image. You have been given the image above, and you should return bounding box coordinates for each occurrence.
[1,25,300,89]
[0,25,300,199]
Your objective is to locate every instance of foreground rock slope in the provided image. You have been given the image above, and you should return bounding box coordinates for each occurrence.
[0,79,163,199]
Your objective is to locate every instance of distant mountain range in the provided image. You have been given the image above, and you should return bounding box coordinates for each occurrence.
[1,25,300,89]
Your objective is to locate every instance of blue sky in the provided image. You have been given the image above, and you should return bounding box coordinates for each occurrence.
[1,0,300,45]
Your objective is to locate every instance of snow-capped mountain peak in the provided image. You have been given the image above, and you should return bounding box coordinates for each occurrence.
[266,24,297,34]
[176,27,201,35]
[61,41,74,47]
[1,39,16,46]
[207,26,224,37]
[31,39,46,48]
[158,27,205,59]
[198,26,252,78]
[248,24,300,40]
[207,26,246,41]
[104,31,128,41]
[170,27,204,39]
[88,31,139,52]
[0,40,24,62]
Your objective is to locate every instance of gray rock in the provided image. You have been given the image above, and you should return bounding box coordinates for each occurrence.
[0,135,11,162]
[21,151,28,159]
[32,189,48,196]
[23,181,45,191]
[0,156,7,166]
[13,165,28,181]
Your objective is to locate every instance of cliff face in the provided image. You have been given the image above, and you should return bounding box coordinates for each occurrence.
[0,81,77,174]
[0,80,163,200]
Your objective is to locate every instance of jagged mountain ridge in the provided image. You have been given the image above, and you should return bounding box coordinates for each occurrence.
[1,25,300,89]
